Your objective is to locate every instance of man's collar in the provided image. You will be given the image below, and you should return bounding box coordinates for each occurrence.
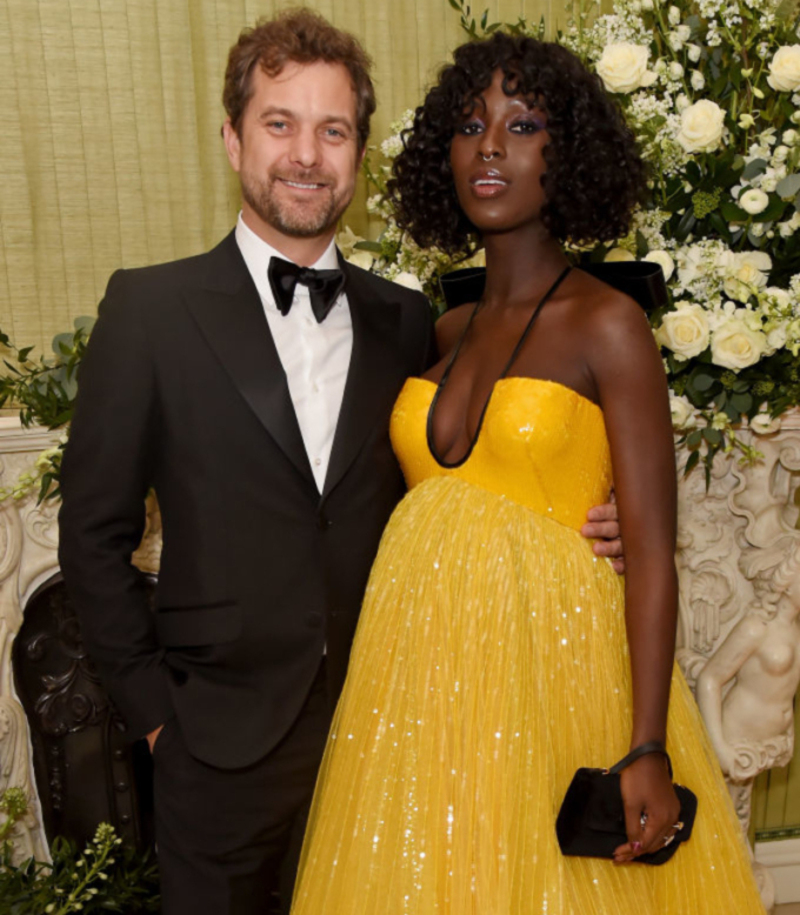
[234,212,339,273]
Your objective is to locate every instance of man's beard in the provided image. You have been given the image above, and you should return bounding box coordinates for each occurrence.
[240,168,351,239]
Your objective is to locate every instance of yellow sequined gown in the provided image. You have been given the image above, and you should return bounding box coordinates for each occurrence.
[291,376,765,914]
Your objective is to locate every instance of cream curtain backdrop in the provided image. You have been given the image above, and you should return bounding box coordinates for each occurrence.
[0,0,570,352]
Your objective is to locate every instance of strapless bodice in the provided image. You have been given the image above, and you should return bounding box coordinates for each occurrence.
[390,377,613,532]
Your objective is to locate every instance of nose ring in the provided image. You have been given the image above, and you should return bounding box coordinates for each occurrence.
[480,152,495,161]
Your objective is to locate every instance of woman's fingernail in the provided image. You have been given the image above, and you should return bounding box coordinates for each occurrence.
[632,841,642,853]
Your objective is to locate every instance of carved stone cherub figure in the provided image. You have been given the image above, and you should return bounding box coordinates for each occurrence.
[696,534,800,781]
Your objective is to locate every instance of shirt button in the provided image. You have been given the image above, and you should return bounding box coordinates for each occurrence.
[314,458,321,466]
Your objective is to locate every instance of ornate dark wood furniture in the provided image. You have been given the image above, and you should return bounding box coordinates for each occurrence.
[12,572,156,852]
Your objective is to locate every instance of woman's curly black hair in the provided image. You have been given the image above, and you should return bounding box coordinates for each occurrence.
[388,32,647,255]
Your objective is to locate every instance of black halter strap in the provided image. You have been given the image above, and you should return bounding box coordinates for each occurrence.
[427,266,572,469]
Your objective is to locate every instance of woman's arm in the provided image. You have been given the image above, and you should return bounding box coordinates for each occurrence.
[586,290,681,860]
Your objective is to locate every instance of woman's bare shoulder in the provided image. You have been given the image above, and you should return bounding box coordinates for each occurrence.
[434,303,475,354]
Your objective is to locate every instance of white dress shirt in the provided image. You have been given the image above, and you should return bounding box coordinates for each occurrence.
[235,214,353,493]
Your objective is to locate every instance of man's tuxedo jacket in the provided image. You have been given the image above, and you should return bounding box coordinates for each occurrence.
[58,231,434,769]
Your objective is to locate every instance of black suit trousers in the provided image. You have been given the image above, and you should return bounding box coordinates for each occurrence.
[153,660,331,915]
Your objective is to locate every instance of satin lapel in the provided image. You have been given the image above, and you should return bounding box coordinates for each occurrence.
[322,259,404,500]
[185,234,316,491]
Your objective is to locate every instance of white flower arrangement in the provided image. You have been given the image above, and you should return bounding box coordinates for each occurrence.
[350,0,800,478]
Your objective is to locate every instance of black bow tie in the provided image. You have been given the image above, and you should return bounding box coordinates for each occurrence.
[267,256,346,324]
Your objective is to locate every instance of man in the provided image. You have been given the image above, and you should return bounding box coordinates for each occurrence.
[58,9,622,915]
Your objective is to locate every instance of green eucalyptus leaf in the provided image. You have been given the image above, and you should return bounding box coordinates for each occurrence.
[741,158,768,180]
[73,315,96,333]
[692,372,716,392]
[51,333,75,357]
[684,449,701,475]
[730,392,753,412]
[776,173,800,199]
[703,427,723,445]
[687,429,703,447]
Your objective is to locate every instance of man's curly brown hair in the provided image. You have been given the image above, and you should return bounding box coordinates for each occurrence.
[388,32,646,254]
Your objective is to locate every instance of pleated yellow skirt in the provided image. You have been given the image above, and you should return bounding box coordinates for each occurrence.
[291,476,765,914]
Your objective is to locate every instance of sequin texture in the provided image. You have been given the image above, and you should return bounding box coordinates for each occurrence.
[291,378,765,914]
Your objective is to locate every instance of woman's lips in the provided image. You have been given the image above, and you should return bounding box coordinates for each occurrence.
[469,170,510,198]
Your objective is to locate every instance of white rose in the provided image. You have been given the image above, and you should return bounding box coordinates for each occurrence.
[676,245,707,286]
[739,188,770,214]
[675,93,691,111]
[710,318,768,370]
[676,25,691,42]
[604,247,636,262]
[688,44,702,63]
[764,285,792,308]
[750,413,782,434]
[669,395,697,429]
[596,43,657,93]
[676,99,725,153]
[690,70,705,91]
[668,4,681,24]
[347,250,375,271]
[392,271,423,291]
[724,251,772,300]
[669,61,685,79]
[655,303,711,359]
[783,129,798,144]
[766,324,787,351]
[336,226,364,259]
[641,0,654,8]
[669,32,684,53]
[644,249,675,280]
[773,144,790,162]
[768,45,800,92]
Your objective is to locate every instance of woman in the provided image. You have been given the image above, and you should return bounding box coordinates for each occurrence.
[291,33,765,913]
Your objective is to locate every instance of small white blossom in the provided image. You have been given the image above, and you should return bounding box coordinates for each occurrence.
[739,188,770,214]
[670,395,698,429]
[750,413,781,434]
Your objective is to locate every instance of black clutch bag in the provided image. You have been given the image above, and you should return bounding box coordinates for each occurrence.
[556,741,698,865]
